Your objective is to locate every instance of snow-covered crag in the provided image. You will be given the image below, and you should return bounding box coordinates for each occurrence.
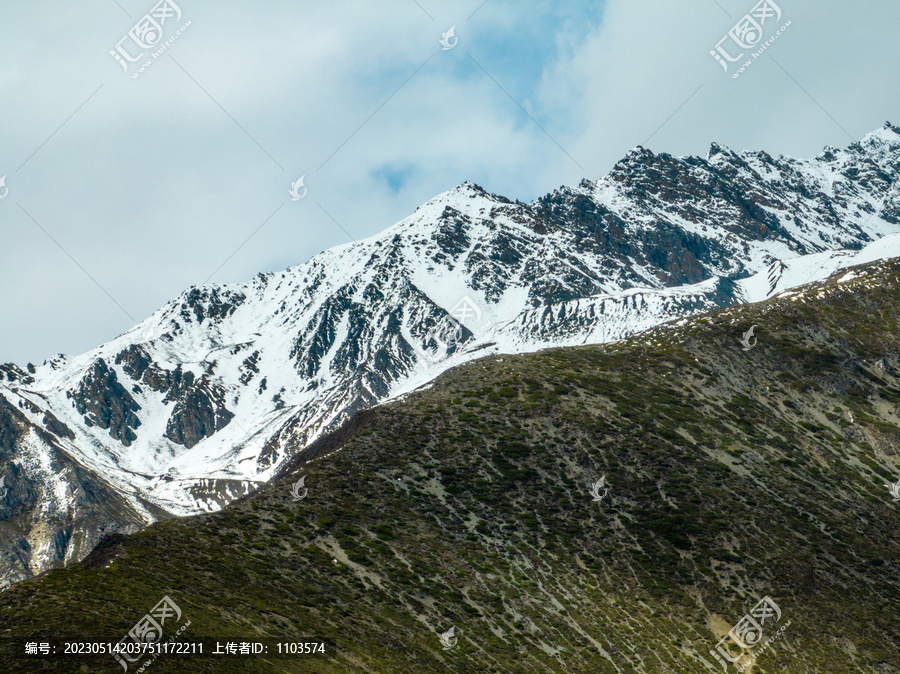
[4,123,900,586]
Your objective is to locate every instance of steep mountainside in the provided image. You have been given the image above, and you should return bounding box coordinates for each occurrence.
[3,124,900,586]
[0,394,168,588]
[2,256,900,672]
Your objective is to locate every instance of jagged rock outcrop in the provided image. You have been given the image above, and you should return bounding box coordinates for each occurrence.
[0,396,160,588]
[67,359,141,446]
[164,378,234,449]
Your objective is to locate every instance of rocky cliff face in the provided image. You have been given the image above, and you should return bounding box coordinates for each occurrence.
[68,359,142,446]
[0,396,165,587]
[164,378,234,449]
[3,124,900,587]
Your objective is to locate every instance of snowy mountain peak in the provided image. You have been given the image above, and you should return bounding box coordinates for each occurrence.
[878,120,900,136]
[707,141,727,158]
[856,121,900,157]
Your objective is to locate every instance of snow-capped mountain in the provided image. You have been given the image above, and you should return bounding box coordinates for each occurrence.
[3,123,900,586]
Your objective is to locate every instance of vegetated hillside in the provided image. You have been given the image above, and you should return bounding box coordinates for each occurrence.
[2,258,900,673]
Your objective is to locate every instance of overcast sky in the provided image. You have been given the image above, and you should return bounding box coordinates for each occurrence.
[1,0,898,365]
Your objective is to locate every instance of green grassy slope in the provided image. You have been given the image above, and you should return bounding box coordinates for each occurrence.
[2,259,900,673]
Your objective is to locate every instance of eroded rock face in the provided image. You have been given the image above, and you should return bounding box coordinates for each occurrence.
[114,344,152,381]
[0,363,35,386]
[115,345,195,400]
[67,359,141,446]
[179,286,246,324]
[41,411,74,440]
[164,378,234,449]
[0,396,19,451]
[0,396,159,589]
[114,345,235,449]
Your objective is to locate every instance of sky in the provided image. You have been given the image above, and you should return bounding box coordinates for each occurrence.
[1,0,898,365]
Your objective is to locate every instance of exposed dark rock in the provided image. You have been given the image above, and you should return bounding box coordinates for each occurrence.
[0,364,34,386]
[17,398,40,414]
[239,351,260,384]
[432,206,472,257]
[114,344,152,380]
[164,378,234,449]
[178,286,246,324]
[0,395,162,588]
[67,359,141,446]
[120,358,197,401]
[41,411,74,440]
[0,397,23,456]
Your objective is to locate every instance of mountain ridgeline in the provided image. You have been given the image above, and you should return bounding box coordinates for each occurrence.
[1,256,900,672]
[2,124,900,588]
